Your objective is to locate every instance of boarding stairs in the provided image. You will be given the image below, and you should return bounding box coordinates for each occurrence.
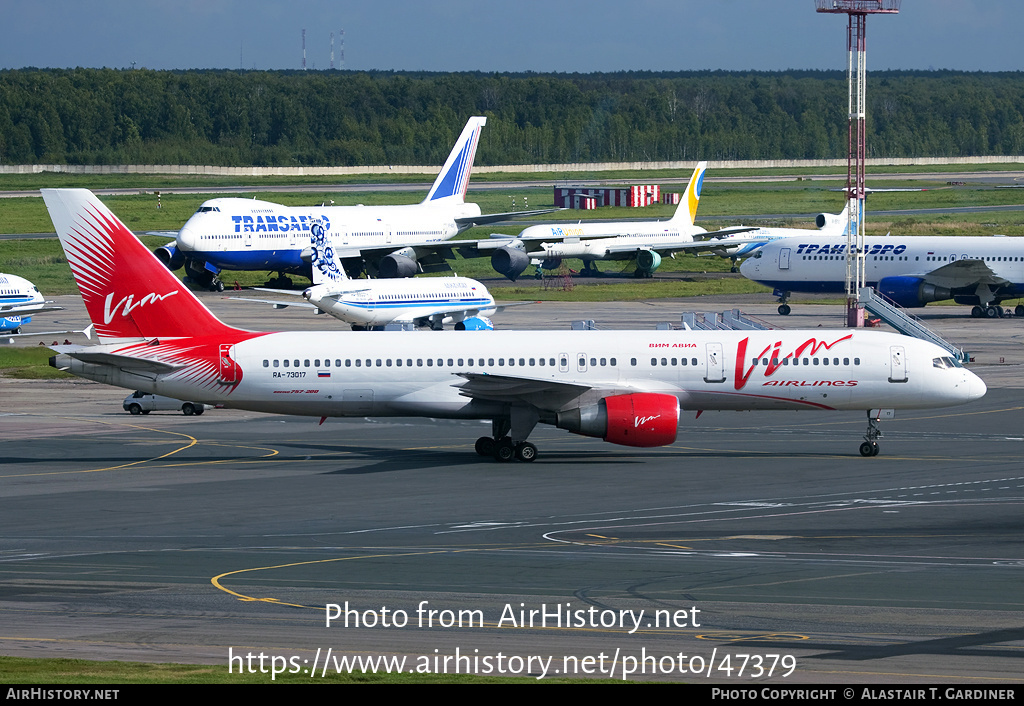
[858,287,969,364]
[680,309,774,332]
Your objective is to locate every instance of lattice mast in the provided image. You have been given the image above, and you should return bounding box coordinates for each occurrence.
[815,1,900,324]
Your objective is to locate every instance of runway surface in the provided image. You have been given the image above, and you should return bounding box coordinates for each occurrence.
[2,296,1023,682]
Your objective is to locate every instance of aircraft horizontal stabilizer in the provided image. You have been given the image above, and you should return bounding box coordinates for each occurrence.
[60,349,185,374]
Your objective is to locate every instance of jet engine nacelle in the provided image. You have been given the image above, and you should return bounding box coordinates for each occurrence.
[491,242,530,281]
[154,242,186,271]
[454,316,493,331]
[635,249,663,275]
[878,276,953,308]
[816,212,838,229]
[378,247,419,279]
[556,393,679,448]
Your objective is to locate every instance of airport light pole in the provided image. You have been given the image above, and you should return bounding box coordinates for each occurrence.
[815,0,900,326]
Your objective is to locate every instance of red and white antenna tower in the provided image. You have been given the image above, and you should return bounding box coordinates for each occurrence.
[815,0,900,325]
[330,32,335,69]
[302,29,307,70]
[339,29,345,70]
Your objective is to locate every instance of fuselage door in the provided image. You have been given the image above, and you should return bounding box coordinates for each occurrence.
[218,344,241,385]
[779,248,791,270]
[888,345,907,383]
[704,342,726,383]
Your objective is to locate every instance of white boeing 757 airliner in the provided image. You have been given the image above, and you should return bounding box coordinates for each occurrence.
[43,189,985,460]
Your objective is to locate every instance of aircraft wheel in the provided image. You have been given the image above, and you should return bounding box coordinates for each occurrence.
[128,404,142,416]
[494,438,516,462]
[986,305,1002,318]
[972,306,985,318]
[778,304,791,316]
[1016,305,1024,317]
[182,403,196,416]
[141,410,150,415]
[475,437,495,457]
[515,442,538,463]
[730,266,739,273]
[859,441,878,457]
[194,407,205,416]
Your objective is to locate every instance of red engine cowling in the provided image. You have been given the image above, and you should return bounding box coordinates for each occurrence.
[556,393,679,448]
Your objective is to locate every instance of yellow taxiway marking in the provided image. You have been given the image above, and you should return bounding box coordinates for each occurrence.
[0,416,278,478]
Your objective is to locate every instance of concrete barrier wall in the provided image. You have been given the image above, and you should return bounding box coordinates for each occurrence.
[3,155,1023,176]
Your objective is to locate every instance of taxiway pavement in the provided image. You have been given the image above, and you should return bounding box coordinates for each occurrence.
[2,295,1023,682]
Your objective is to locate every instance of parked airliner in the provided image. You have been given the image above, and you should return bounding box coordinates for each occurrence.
[155,116,553,290]
[741,234,1024,317]
[239,219,502,331]
[0,273,62,334]
[43,189,985,460]
[476,162,757,281]
[699,202,851,271]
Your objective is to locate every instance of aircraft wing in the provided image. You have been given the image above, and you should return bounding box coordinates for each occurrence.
[331,241,459,275]
[601,237,761,256]
[454,371,656,411]
[455,372,594,409]
[919,259,1009,289]
[454,208,562,229]
[694,226,759,240]
[0,302,64,315]
[493,301,540,313]
[230,296,320,311]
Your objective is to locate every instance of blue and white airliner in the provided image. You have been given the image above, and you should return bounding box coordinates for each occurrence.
[237,220,503,330]
[0,273,62,334]
[155,116,554,291]
[741,234,1024,317]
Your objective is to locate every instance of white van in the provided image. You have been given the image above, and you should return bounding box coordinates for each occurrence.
[123,391,211,416]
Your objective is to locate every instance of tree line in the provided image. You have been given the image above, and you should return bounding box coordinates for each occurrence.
[2,68,1023,166]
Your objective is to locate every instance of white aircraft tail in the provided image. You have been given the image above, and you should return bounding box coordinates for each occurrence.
[309,219,347,286]
[41,189,244,343]
[422,116,486,205]
[669,161,708,229]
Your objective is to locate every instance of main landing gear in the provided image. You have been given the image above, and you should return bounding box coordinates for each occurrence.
[475,436,537,462]
[970,304,1024,318]
[859,410,883,457]
[474,415,539,462]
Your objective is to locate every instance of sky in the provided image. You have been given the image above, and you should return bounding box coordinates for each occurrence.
[0,0,1021,73]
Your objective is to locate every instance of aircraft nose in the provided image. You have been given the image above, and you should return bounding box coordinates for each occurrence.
[966,369,987,402]
[177,225,198,251]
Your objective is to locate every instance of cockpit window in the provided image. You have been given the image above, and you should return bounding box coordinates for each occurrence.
[932,356,961,369]
[196,206,220,213]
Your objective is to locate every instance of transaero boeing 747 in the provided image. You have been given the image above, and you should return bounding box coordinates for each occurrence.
[43,189,985,460]
[741,235,1024,317]
[154,117,553,290]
